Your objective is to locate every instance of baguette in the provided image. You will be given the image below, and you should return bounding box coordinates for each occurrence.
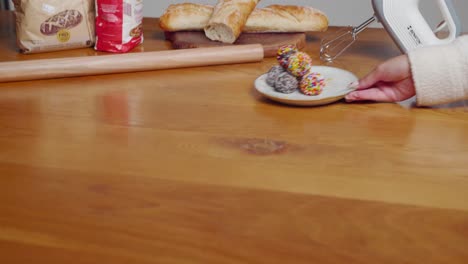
[159,3,213,32]
[160,3,328,34]
[246,5,328,33]
[204,0,260,44]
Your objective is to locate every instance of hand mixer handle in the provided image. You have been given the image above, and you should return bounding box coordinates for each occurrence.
[437,0,461,42]
[372,0,461,52]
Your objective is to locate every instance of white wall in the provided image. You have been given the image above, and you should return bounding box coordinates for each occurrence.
[146,0,467,32]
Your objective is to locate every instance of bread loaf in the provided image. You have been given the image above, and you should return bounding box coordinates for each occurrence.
[40,9,83,36]
[245,5,328,33]
[159,3,213,32]
[160,3,328,34]
[204,0,260,44]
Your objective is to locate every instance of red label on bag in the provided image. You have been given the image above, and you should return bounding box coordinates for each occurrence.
[95,0,143,53]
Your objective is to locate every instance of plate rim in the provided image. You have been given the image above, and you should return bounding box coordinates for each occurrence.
[255,65,358,106]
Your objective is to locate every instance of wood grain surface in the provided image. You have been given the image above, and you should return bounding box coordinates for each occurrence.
[1,11,468,264]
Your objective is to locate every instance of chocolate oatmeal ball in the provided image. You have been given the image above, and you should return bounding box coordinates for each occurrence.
[266,65,286,87]
[274,71,299,94]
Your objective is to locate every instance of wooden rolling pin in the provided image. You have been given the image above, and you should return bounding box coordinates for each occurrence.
[0,44,264,83]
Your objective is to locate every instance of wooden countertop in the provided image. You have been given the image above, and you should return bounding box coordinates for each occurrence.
[1,11,468,264]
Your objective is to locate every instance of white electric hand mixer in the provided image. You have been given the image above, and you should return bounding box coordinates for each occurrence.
[320,0,462,62]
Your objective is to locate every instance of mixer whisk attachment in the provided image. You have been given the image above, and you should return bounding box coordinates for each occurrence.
[320,16,377,62]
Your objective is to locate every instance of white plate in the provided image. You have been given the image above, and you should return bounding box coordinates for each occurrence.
[255,66,358,106]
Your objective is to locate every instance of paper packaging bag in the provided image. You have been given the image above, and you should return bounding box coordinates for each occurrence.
[95,0,144,53]
[13,0,95,54]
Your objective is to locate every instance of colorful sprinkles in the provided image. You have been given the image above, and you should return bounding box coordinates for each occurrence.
[300,72,326,96]
[286,52,313,77]
[277,45,298,68]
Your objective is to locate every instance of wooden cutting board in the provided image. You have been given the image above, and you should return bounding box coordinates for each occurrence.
[164,31,306,57]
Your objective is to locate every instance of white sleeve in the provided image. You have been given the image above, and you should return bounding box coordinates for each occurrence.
[408,35,468,106]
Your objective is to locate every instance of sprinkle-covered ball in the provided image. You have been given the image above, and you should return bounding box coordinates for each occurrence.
[266,65,285,87]
[275,72,299,94]
[286,52,313,77]
[277,45,298,68]
[300,72,326,96]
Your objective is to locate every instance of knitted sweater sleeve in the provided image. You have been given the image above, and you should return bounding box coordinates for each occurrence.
[408,35,468,106]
